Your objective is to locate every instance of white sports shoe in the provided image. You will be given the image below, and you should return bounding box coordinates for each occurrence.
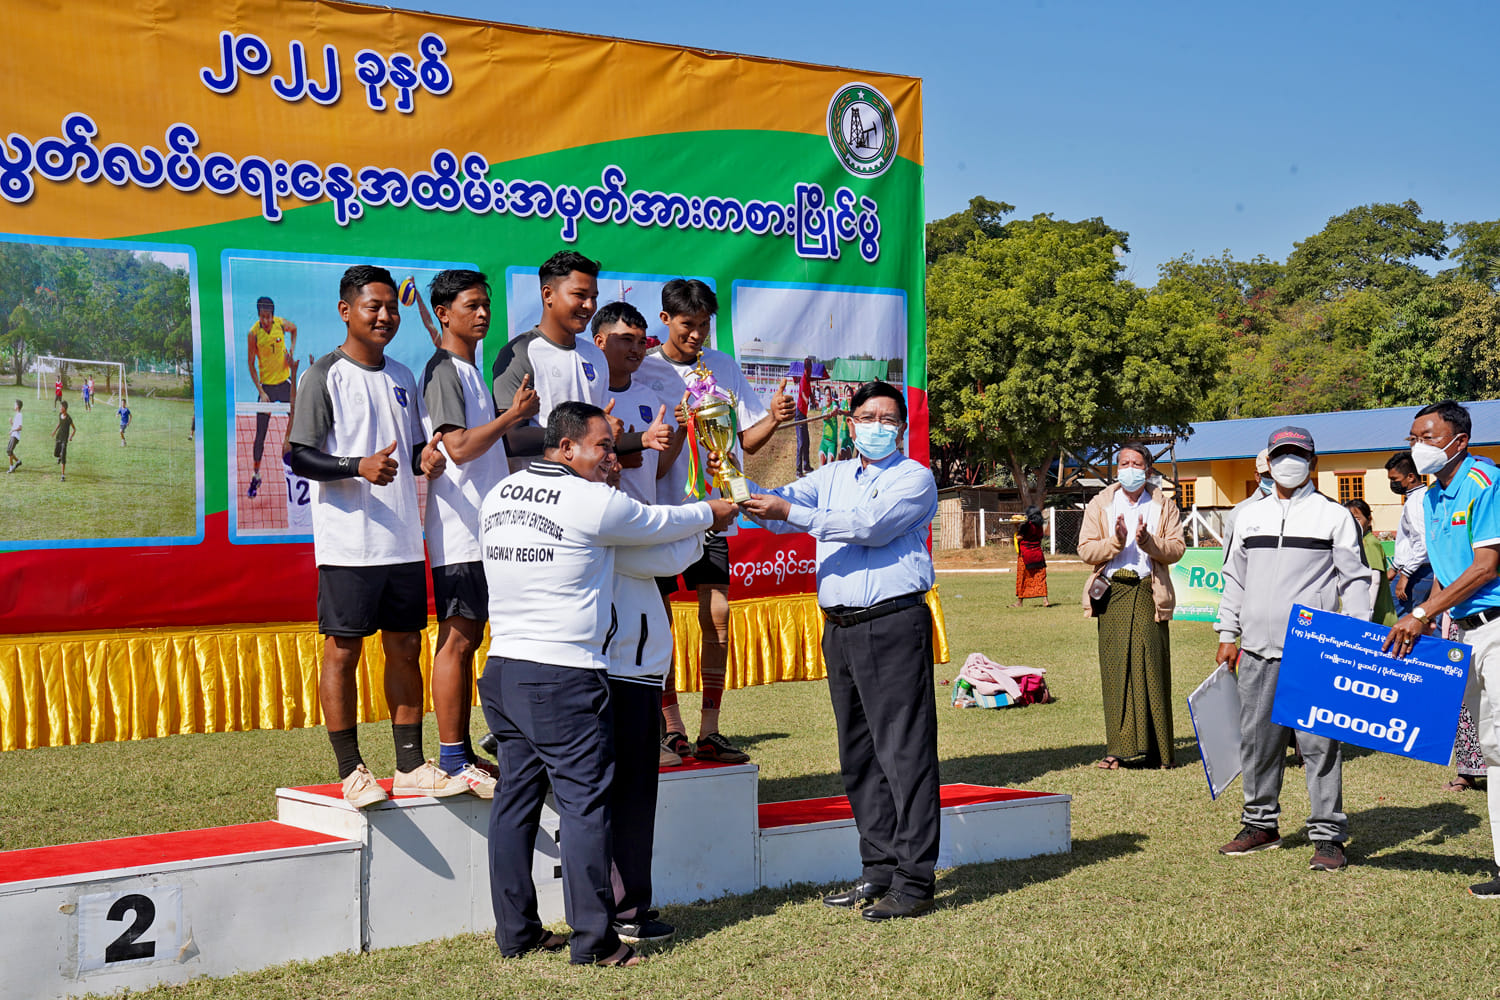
[453,762,497,799]
[393,760,469,798]
[341,764,389,809]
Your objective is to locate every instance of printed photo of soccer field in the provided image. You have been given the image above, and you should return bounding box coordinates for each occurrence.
[223,250,473,542]
[0,235,200,547]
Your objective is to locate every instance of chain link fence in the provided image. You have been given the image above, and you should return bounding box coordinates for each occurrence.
[933,506,1085,556]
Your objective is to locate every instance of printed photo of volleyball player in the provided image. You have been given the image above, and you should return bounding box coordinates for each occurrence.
[729,280,908,490]
[222,250,476,542]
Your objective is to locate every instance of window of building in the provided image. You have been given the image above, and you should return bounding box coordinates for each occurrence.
[1337,473,1364,503]
[1178,479,1196,509]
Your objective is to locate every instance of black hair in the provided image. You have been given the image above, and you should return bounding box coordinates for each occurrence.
[428,269,489,312]
[256,296,274,309]
[661,278,718,318]
[850,380,907,422]
[544,400,607,451]
[1024,504,1043,527]
[1414,400,1472,439]
[1343,497,1373,522]
[1384,451,1418,476]
[1118,440,1152,468]
[339,265,397,304]
[538,251,600,290]
[591,300,648,335]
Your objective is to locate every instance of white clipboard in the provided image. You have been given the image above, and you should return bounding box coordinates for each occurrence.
[1186,663,1242,800]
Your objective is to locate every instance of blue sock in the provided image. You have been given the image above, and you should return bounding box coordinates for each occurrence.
[438,742,468,776]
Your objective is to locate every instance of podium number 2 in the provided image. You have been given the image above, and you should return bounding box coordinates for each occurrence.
[104,894,156,963]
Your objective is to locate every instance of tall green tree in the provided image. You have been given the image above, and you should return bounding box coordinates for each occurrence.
[1281,200,1447,301]
[927,215,1223,505]
[1446,219,1500,289]
[925,196,1014,265]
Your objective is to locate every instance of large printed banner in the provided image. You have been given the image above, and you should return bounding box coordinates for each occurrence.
[1171,547,1226,622]
[0,1,926,635]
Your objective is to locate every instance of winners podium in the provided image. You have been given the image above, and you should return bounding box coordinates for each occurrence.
[0,761,1070,999]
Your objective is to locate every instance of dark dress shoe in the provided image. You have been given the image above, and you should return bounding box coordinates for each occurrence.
[822,881,888,907]
[861,891,934,921]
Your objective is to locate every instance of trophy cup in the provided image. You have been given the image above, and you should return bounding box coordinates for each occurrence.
[686,363,753,503]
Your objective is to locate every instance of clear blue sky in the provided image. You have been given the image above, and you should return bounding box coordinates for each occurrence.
[395,0,1500,285]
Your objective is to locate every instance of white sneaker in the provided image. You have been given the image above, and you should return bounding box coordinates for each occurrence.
[453,762,497,799]
[393,760,469,798]
[341,764,389,809]
[659,745,683,768]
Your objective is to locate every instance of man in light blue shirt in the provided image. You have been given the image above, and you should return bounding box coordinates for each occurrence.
[1382,401,1500,898]
[740,380,940,921]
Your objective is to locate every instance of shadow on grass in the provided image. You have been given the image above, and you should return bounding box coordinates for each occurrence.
[1351,801,1485,873]
[727,731,792,752]
[666,831,1147,944]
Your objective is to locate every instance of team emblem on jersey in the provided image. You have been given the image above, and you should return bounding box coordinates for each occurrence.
[582,362,597,381]
[393,386,409,407]
[639,404,654,424]
[827,82,898,178]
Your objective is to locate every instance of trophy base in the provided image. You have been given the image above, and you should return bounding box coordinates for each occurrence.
[721,477,752,503]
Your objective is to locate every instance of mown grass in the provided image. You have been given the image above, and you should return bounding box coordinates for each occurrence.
[1,572,1492,999]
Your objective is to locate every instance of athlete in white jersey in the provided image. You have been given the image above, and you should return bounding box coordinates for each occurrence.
[591,301,683,506]
[287,264,465,809]
[419,269,539,796]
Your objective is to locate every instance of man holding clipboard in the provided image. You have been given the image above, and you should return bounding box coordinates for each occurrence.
[1381,401,1500,898]
[1215,426,1371,872]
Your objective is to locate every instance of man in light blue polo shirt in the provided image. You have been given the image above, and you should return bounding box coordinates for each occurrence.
[1383,400,1500,898]
[739,379,939,921]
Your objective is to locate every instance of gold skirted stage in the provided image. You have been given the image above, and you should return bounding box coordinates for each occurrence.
[0,590,949,751]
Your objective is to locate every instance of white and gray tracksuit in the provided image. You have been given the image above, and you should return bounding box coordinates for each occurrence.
[1217,482,1372,842]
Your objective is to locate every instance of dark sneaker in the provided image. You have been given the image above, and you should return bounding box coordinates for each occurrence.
[695,732,750,764]
[1309,840,1347,871]
[612,910,674,943]
[661,731,693,758]
[247,474,261,498]
[1218,824,1282,856]
[1469,875,1500,898]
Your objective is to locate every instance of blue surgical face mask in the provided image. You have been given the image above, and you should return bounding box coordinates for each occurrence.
[1117,466,1147,492]
[853,421,900,460]
[1258,476,1274,496]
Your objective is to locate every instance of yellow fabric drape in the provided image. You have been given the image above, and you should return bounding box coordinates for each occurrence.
[0,589,948,751]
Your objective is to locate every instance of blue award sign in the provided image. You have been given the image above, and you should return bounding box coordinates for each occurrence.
[1271,604,1471,766]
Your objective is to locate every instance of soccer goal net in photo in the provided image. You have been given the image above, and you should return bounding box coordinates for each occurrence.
[35,357,128,406]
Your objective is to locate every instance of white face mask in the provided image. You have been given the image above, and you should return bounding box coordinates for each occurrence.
[1117,466,1147,492]
[1412,436,1460,476]
[1269,453,1311,490]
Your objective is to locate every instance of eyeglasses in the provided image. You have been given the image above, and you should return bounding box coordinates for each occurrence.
[1405,431,1457,446]
[850,415,904,428]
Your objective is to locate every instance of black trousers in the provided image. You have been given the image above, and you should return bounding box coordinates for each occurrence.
[607,678,661,919]
[822,602,940,898]
[477,656,619,964]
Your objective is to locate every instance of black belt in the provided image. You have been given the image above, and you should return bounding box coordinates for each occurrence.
[1457,606,1500,631]
[822,591,927,628]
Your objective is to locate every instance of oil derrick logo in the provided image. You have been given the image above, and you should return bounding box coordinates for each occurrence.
[827,82,898,178]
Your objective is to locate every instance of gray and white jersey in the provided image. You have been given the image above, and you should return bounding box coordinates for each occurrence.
[422,349,508,567]
[491,326,608,428]
[288,348,424,567]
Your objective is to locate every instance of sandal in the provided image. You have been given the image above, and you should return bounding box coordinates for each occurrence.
[1444,777,1476,792]
[595,943,641,967]
[1096,756,1122,770]
[509,930,569,957]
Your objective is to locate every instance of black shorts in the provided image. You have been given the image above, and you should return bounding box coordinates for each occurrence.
[53,440,67,462]
[655,531,730,594]
[263,380,293,404]
[432,561,488,622]
[317,561,428,637]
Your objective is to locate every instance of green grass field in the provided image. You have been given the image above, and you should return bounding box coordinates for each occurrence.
[0,393,196,543]
[1,571,1493,999]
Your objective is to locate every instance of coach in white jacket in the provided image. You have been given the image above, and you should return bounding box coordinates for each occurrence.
[477,401,735,967]
[1214,425,1371,873]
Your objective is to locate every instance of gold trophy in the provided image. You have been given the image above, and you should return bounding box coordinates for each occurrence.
[686,362,753,503]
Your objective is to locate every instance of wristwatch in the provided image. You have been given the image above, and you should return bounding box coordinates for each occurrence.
[1411,605,1430,625]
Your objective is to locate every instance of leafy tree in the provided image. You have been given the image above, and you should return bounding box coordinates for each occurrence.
[1446,219,1500,289]
[1281,200,1447,301]
[927,215,1223,506]
[925,196,1013,265]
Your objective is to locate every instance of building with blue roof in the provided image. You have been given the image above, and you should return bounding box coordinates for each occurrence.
[1173,399,1500,534]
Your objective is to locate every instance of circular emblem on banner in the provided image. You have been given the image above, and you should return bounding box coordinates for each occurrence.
[827,82,898,178]
[1449,648,1464,663]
